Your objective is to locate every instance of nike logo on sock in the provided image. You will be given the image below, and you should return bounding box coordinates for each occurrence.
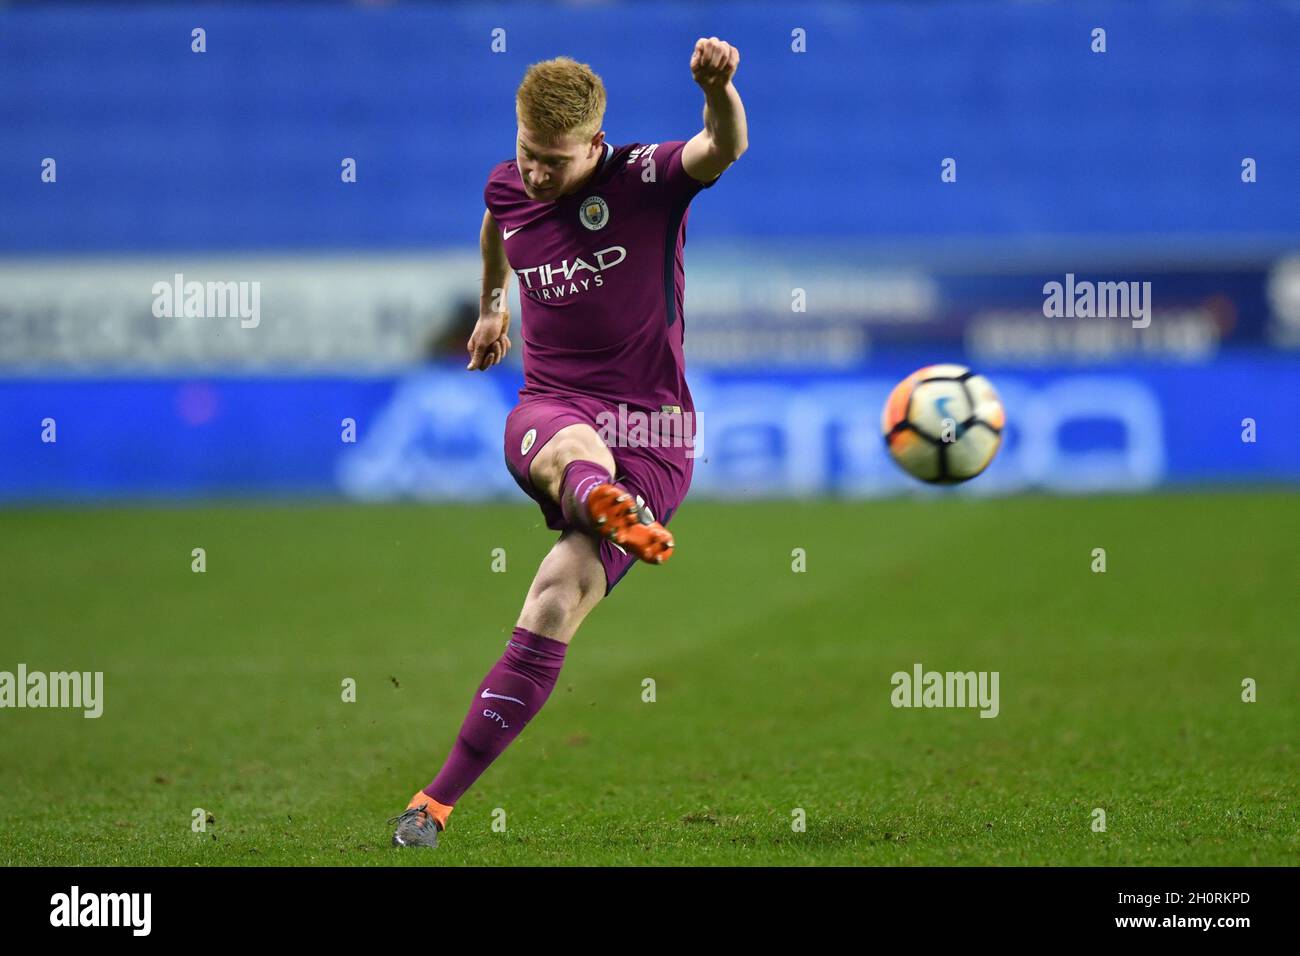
[481,688,525,706]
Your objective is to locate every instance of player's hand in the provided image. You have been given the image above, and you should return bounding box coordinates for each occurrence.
[466,310,511,371]
[690,37,739,89]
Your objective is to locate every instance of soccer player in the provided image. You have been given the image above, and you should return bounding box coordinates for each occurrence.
[390,38,748,848]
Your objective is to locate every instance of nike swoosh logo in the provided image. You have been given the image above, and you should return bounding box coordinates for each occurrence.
[503,226,522,240]
[481,688,525,705]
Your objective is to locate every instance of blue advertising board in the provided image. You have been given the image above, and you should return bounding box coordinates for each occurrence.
[2,356,1295,503]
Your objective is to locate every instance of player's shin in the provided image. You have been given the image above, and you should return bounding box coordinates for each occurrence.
[415,627,568,828]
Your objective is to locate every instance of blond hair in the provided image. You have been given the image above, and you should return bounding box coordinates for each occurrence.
[516,56,606,141]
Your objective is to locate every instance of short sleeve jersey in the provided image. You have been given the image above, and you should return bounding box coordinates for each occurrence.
[484,140,719,413]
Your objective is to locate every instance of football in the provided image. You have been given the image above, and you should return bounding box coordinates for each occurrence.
[881,364,1005,483]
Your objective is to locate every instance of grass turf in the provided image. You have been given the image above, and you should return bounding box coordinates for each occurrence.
[0,492,1296,866]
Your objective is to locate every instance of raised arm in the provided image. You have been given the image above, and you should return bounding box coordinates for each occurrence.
[681,37,748,184]
[468,208,512,371]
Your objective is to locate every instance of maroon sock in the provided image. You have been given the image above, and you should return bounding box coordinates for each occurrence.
[558,458,612,530]
[423,627,568,808]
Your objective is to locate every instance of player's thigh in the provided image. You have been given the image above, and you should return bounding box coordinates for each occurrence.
[529,422,615,503]
[517,530,608,643]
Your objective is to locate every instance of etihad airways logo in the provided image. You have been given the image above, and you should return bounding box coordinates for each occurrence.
[516,246,626,301]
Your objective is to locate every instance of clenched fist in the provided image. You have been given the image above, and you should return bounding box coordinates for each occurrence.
[690,36,739,88]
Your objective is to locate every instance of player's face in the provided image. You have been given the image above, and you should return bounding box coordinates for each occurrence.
[516,125,603,200]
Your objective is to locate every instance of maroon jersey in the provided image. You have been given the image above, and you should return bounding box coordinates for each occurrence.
[484,140,719,413]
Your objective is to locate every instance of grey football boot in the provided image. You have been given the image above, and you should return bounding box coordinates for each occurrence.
[389,800,443,848]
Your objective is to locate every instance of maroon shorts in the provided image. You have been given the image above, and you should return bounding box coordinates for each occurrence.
[504,392,696,594]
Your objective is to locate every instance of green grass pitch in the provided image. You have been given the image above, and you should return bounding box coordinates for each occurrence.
[1,492,1296,866]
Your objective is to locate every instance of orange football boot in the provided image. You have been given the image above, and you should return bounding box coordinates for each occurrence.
[584,483,675,565]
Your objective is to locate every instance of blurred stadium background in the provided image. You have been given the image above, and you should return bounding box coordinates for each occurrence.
[3,0,1299,501]
[2,1,1298,868]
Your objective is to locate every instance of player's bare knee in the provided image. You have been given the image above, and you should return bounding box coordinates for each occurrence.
[526,575,596,635]
[531,426,614,501]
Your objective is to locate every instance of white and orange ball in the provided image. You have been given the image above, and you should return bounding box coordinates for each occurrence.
[881,364,1005,484]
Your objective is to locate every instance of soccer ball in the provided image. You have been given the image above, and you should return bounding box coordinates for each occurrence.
[880,364,1005,483]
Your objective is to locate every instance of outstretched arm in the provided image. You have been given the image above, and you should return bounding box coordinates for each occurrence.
[682,37,748,184]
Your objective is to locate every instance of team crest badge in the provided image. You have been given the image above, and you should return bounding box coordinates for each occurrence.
[520,428,537,455]
[579,196,610,230]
